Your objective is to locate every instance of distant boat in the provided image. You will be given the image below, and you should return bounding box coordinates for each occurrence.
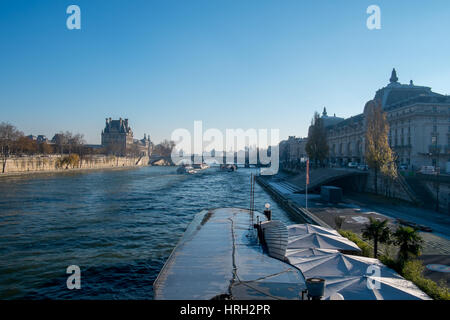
[176,165,196,174]
[219,164,237,172]
[193,163,209,170]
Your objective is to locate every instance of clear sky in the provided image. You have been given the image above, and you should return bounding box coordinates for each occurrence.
[1,0,449,144]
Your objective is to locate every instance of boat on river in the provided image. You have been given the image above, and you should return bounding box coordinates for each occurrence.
[153,207,306,300]
[219,164,237,172]
[154,208,430,300]
[176,165,196,174]
[193,163,209,170]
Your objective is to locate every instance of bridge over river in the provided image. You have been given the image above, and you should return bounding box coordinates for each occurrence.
[279,168,369,194]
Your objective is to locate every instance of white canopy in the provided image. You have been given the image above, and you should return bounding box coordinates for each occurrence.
[286,248,339,259]
[287,251,430,300]
[288,252,397,278]
[287,232,362,253]
[287,224,340,237]
[322,276,431,300]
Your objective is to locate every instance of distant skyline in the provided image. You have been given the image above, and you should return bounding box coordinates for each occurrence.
[1,0,450,144]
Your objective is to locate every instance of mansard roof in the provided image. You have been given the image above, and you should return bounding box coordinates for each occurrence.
[103,118,132,135]
[322,114,345,128]
[383,93,450,111]
[374,69,448,110]
[332,113,364,129]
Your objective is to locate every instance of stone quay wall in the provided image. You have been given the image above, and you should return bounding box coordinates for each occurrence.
[1,154,149,175]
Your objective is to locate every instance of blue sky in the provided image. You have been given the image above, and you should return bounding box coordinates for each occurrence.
[1,0,450,144]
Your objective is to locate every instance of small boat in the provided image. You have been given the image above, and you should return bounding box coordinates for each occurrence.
[219,164,237,172]
[192,163,209,170]
[153,208,306,300]
[176,165,196,174]
[154,208,430,300]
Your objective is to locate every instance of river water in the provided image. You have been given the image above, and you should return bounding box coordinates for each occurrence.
[0,166,304,299]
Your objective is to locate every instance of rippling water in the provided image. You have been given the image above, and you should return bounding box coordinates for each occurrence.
[0,166,305,299]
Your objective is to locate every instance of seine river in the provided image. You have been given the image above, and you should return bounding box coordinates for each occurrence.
[0,166,304,299]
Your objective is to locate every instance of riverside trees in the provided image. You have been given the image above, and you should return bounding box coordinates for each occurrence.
[0,122,90,172]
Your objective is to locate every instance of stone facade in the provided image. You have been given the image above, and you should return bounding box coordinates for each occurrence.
[101,118,151,156]
[325,69,450,173]
[279,136,308,163]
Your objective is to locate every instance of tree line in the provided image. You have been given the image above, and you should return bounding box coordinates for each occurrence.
[0,122,178,172]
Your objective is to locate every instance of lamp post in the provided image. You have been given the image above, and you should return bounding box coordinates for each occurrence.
[263,203,272,221]
[431,135,440,212]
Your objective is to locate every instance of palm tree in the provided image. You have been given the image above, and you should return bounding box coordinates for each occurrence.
[393,226,423,263]
[362,217,391,258]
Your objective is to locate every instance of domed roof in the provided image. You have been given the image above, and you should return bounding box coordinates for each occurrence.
[374,69,442,109]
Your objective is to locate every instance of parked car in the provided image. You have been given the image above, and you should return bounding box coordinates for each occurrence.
[357,164,368,171]
[399,164,408,171]
[419,165,436,175]
[347,162,358,168]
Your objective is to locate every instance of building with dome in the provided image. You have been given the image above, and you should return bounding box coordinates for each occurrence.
[324,69,450,172]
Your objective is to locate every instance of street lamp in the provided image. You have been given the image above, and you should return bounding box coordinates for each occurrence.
[431,135,440,212]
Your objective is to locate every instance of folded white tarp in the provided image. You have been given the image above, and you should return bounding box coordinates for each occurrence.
[286,248,339,258]
[321,276,431,300]
[287,232,362,253]
[287,251,430,300]
[287,224,341,237]
[288,252,397,278]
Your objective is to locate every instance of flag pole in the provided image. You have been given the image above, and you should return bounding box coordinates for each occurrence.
[306,158,309,210]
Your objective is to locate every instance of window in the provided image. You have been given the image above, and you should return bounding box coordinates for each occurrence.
[433,125,437,132]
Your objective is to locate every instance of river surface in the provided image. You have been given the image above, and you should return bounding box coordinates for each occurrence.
[0,166,304,299]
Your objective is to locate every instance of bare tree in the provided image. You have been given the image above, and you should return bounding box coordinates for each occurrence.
[153,140,176,158]
[0,122,23,173]
[39,142,54,154]
[15,136,38,155]
[126,144,141,158]
[305,112,329,167]
[53,132,69,154]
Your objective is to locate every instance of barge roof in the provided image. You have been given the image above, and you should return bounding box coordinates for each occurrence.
[153,208,306,300]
